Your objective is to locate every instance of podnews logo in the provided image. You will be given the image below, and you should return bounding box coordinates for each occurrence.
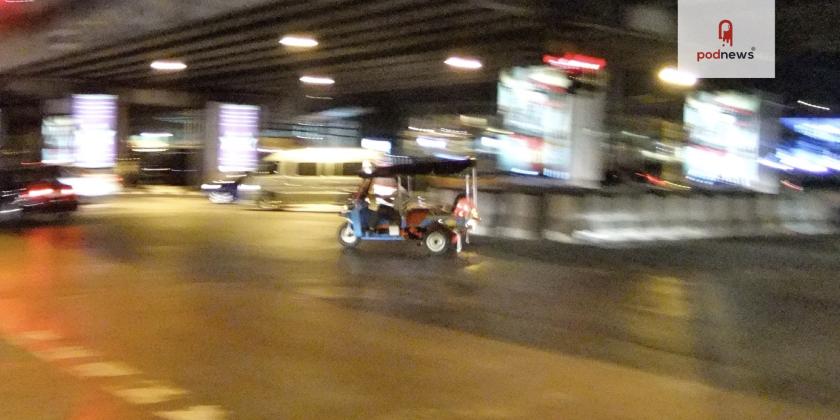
[696,19,755,62]
[678,0,774,78]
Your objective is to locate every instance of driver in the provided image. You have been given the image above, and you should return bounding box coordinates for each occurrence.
[367,177,402,230]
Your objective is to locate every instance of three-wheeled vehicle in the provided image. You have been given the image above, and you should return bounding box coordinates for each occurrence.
[337,157,479,255]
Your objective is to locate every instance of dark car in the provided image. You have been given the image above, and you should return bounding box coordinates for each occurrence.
[0,165,78,221]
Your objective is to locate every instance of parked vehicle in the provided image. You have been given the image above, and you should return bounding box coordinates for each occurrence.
[209,147,383,210]
[0,165,78,221]
[338,157,479,256]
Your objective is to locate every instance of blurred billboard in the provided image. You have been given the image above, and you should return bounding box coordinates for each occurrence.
[497,65,606,187]
[683,91,778,193]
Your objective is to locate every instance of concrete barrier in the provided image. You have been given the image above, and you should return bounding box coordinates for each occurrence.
[542,194,581,243]
[731,195,756,236]
[785,193,835,234]
[495,193,542,240]
[429,186,838,246]
[755,194,782,234]
[474,192,500,237]
[687,195,713,237]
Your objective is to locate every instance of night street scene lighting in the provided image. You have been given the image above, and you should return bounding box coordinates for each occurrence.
[0,2,839,419]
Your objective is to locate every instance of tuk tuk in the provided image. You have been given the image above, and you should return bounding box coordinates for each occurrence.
[337,157,479,255]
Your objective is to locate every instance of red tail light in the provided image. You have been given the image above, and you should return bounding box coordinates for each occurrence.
[24,187,55,198]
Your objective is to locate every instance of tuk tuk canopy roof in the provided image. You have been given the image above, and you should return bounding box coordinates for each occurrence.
[363,157,475,178]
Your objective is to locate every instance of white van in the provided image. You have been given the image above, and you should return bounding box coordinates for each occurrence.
[241,147,383,210]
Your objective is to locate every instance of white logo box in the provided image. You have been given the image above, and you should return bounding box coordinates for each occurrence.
[678,0,775,78]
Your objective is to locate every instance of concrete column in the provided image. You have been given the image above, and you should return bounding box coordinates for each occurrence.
[203,102,222,181]
[0,108,5,149]
[116,100,131,160]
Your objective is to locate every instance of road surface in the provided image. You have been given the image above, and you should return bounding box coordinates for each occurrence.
[0,197,838,419]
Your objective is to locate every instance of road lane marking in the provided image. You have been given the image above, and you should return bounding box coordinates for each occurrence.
[33,346,100,361]
[2,332,228,416]
[156,405,228,420]
[69,361,141,378]
[109,381,189,405]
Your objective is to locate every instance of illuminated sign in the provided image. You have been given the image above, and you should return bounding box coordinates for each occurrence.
[684,91,762,188]
[72,94,118,168]
[781,118,840,144]
[218,104,259,172]
[42,116,76,164]
[498,67,572,177]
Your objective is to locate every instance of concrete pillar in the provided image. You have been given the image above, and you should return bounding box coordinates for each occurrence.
[116,100,131,160]
[203,102,221,181]
[0,108,5,149]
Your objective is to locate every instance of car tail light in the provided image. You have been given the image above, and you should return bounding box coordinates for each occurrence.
[24,187,55,198]
[60,186,75,196]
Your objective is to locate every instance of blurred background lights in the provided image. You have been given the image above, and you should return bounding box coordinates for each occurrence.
[658,67,697,87]
[150,60,187,71]
[279,35,318,48]
[140,132,174,138]
[797,100,831,111]
[300,75,335,85]
[444,56,483,70]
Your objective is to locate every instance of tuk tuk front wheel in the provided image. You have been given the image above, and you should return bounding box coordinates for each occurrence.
[424,229,451,256]
[338,221,360,248]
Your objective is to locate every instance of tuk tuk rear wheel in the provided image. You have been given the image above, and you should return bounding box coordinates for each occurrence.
[256,193,281,210]
[424,229,451,256]
[338,221,360,248]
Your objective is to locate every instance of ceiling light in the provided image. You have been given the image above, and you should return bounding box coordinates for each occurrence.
[300,76,335,85]
[444,56,483,70]
[150,60,187,71]
[280,35,318,48]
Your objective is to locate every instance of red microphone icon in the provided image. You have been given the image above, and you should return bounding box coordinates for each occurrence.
[718,19,733,47]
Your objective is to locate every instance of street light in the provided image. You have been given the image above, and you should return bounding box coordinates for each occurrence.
[150,60,187,71]
[279,35,318,48]
[299,75,335,85]
[658,67,697,87]
[444,56,483,70]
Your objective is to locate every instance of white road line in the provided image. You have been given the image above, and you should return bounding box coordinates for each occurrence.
[109,381,189,405]
[69,361,141,378]
[1,332,227,417]
[156,405,228,420]
[83,203,115,210]
[33,346,100,361]
[18,330,62,341]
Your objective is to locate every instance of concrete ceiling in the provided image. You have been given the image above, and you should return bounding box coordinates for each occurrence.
[0,0,280,72]
[0,0,546,101]
[10,0,839,103]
